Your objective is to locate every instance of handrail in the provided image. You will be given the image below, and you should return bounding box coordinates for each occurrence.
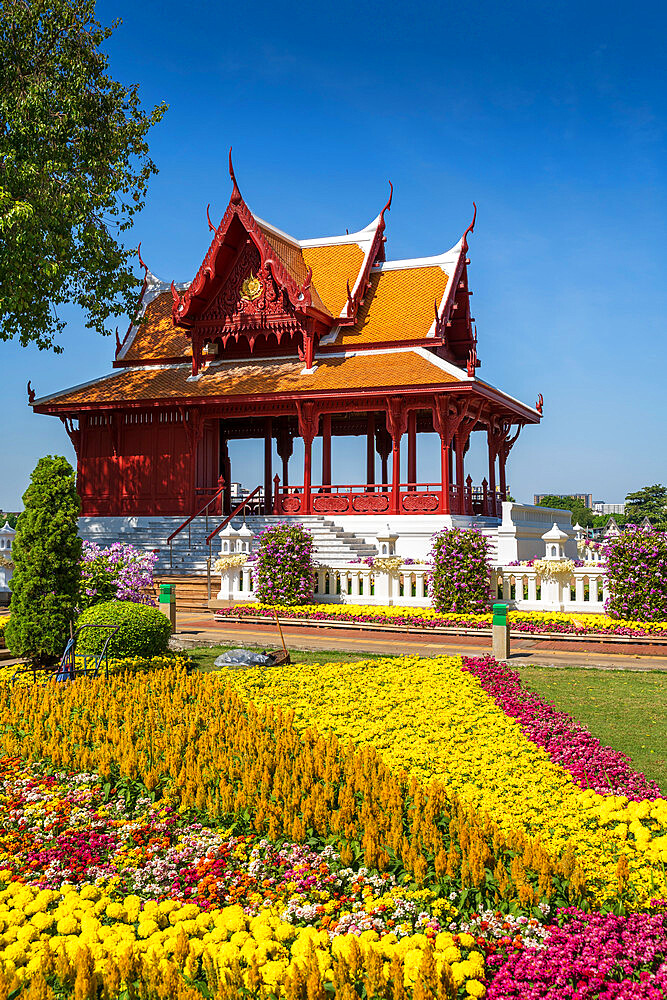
[205,486,262,546]
[205,486,262,601]
[166,485,226,571]
[166,485,225,546]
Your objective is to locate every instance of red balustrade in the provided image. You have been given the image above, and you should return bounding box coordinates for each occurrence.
[273,480,505,517]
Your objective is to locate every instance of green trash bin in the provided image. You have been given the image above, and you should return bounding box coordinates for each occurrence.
[492,602,508,625]
[492,602,509,659]
[159,583,176,632]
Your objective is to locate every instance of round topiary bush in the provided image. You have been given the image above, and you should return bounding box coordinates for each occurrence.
[74,600,171,658]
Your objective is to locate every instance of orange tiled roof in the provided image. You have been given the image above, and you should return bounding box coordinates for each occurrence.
[334,265,449,346]
[121,290,191,362]
[301,243,366,318]
[37,350,462,409]
[256,224,332,317]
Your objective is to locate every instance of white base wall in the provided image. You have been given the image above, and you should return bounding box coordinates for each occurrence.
[326,514,501,561]
[496,503,576,563]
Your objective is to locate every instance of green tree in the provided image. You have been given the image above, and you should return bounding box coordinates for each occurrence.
[624,485,667,529]
[0,0,167,351]
[536,495,594,527]
[5,456,81,667]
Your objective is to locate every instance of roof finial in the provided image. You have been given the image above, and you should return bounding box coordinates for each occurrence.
[462,202,477,252]
[136,242,148,278]
[206,203,216,232]
[27,381,35,404]
[536,393,544,415]
[380,180,393,226]
[115,327,121,355]
[229,147,242,205]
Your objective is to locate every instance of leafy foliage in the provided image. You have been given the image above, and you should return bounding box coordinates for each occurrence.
[79,540,157,609]
[624,484,667,530]
[0,0,167,351]
[254,523,314,605]
[536,495,594,528]
[74,599,171,657]
[605,524,667,622]
[428,526,491,613]
[5,456,81,666]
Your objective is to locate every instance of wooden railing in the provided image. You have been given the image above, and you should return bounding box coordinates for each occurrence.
[273,479,505,517]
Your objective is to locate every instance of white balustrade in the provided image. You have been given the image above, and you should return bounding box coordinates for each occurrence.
[491,564,608,613]
[217,561,432,607]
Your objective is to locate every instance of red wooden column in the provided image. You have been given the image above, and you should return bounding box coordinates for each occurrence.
[407,410,417,489]
[220,430,232,515]
[454,433,465,514]
[376,426,391,490]
[487,429,497,516]
[499,453,507,499]
[366,413,375,489]
[277,422,293,490]
[263,417,273,515]
[440,439,451,513]
[386,398,408,515]
[180,408,204,515]
[321,413,332,489]
[296,401,320,515]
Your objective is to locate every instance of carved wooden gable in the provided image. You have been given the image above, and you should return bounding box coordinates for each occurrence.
[198,238,297,335]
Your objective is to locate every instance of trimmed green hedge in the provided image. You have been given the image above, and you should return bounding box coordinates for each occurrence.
[74,600,171,658]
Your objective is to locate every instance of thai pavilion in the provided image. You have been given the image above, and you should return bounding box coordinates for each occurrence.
[31,156,541,535]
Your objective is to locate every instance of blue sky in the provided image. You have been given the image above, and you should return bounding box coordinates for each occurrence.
[2,0,666,509]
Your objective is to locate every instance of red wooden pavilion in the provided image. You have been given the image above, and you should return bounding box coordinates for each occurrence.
[31,155,541,520]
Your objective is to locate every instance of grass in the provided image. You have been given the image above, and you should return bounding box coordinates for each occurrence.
[189,643,667,794]
[517,666,667,791]
[187,643,389,672]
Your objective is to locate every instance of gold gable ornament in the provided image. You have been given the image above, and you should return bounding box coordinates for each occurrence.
[240,273,263,302]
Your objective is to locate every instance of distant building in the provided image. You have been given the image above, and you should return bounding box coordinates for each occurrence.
[593,500,626,515]
[534,493,593,509]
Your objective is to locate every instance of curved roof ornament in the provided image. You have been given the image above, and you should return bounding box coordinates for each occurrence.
[229,147,242,205]
[379,180,393,227]
[206,203,216,232]
[136,242,149,279]
[462,202,477,253]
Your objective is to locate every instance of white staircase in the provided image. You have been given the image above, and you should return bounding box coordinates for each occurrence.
[78,515,378,576]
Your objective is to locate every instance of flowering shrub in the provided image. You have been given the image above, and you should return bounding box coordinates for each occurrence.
[80,540,157,609]
[532,557,576,579]
[461,656,662,800]
[254,522,314,605]
[429,526,491,612]
[605,524,667,621]
[212,552,247,573]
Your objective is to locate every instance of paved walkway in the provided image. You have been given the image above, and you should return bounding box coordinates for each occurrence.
[173,613,667,672]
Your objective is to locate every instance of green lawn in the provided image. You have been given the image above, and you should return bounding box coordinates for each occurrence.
[518,666,667,792]
[187,643,387,672]
[187,644,667,793]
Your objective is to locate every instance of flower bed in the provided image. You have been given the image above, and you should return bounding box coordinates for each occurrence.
[460,656,663,801]
[487,906,667,999]
[2,657,666,997]
[215,602,667,637]
[220,655,667,910]
[0,652,190,686]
